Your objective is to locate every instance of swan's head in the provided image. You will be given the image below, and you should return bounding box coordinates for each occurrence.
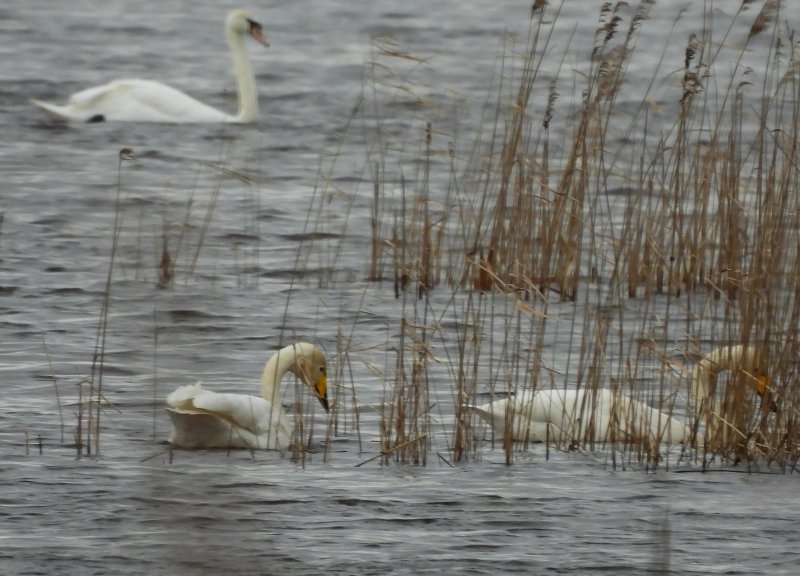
[227,9,270,47]
[289,343,329,413]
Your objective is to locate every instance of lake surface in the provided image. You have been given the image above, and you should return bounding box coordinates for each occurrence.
[2,0,800,574]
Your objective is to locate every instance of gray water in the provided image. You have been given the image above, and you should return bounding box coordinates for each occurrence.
[2,0,800,574]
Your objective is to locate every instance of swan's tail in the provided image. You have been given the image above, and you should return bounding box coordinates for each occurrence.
[465,402,506,427]
[464,401,516,438]
[166,382,204,410]
[465,404,492,422]
[30,99,72,121]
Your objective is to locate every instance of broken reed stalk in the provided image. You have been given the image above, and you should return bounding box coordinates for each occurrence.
[355,434,428,467]
[450,289,486,462]
[323,307,373,463]
[321,329,361,463]
[158,178,199,288]
[187,165,222,277]
[157,218,175,287]
[378,306,433,466]
[152,300,159,443]
[369,163,382,282]
[42,334,65,445]
[86,148,133,455]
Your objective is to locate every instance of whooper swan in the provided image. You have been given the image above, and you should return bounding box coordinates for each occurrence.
[470,345,775,448]
[166,342,328,449]
[470,388,691,447]
[690,344,775,447]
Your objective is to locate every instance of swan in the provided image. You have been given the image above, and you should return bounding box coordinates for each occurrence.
[690,344,775,447]
[690,345,769,412]
[470,388,692,447]
[30,9,268,123]
[166,342,328,449]
[470,345,775,449]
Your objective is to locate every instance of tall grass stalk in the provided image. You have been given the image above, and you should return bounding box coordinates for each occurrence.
[41,334,64,445]
[84,148,133,455]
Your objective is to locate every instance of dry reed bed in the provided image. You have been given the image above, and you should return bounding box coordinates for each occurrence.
[306,0,800,470]
[66,1,799,471]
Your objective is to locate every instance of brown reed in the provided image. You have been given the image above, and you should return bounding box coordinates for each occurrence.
[72,0,799,470]
[332,0,800,469]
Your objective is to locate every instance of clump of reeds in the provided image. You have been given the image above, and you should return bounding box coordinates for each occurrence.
[375,315,432,466]
[331,0,800,469]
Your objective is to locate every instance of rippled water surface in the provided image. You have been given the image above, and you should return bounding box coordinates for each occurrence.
[3,0,800,574]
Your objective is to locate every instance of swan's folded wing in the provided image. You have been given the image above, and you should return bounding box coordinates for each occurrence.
[172,388,283,436]
[194,391,268,428]
[632,398,692,444]
[68,81,124,108]
[63,80,228,123]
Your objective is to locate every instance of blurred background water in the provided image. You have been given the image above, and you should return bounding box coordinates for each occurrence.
[2,0,800,574]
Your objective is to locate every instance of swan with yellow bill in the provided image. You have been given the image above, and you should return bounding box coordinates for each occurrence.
[469,387,692,446]
[470,345,774,447]
[166,342,328,450]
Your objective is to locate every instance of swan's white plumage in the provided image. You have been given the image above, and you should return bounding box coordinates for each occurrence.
[470,388,692,446]
[690,344,765,416]
[31,9,268,123]
[470,345,776,448]
[32,80,231,123]
[167,384,292,449]
[689,344,774,448]
[166,343,327,450]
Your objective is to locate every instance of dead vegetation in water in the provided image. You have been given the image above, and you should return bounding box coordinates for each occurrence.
[308,0,800,470]
[46,1,799,471]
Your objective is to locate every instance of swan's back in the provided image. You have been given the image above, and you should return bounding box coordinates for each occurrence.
[167,383,291,449]
[32,80,234,123]
[471,388,692,445]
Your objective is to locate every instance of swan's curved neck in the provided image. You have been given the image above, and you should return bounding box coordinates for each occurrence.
[227,27,259,122]
[691,345,761,409]
[260,345,298,405]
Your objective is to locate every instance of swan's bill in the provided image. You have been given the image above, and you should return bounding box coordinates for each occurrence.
[247,19,270,47]
[314,367,329,412]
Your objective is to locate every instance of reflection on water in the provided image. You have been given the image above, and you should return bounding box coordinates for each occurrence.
[3,0,800,574]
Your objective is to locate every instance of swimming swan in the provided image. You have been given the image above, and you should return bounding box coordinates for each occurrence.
[166,342,328,449]
[690,345,768,412]
[31,9,268,123]
[470,345,774,448]
[690,344,774,446]
[470,388,692,447]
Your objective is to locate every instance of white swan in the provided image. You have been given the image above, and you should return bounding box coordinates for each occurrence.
[690,345,769,413]
[166,342,328,450]
[31,9,268,123]
[470,345,775,449]
[690,344,774,447]
[470,388,692,447]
